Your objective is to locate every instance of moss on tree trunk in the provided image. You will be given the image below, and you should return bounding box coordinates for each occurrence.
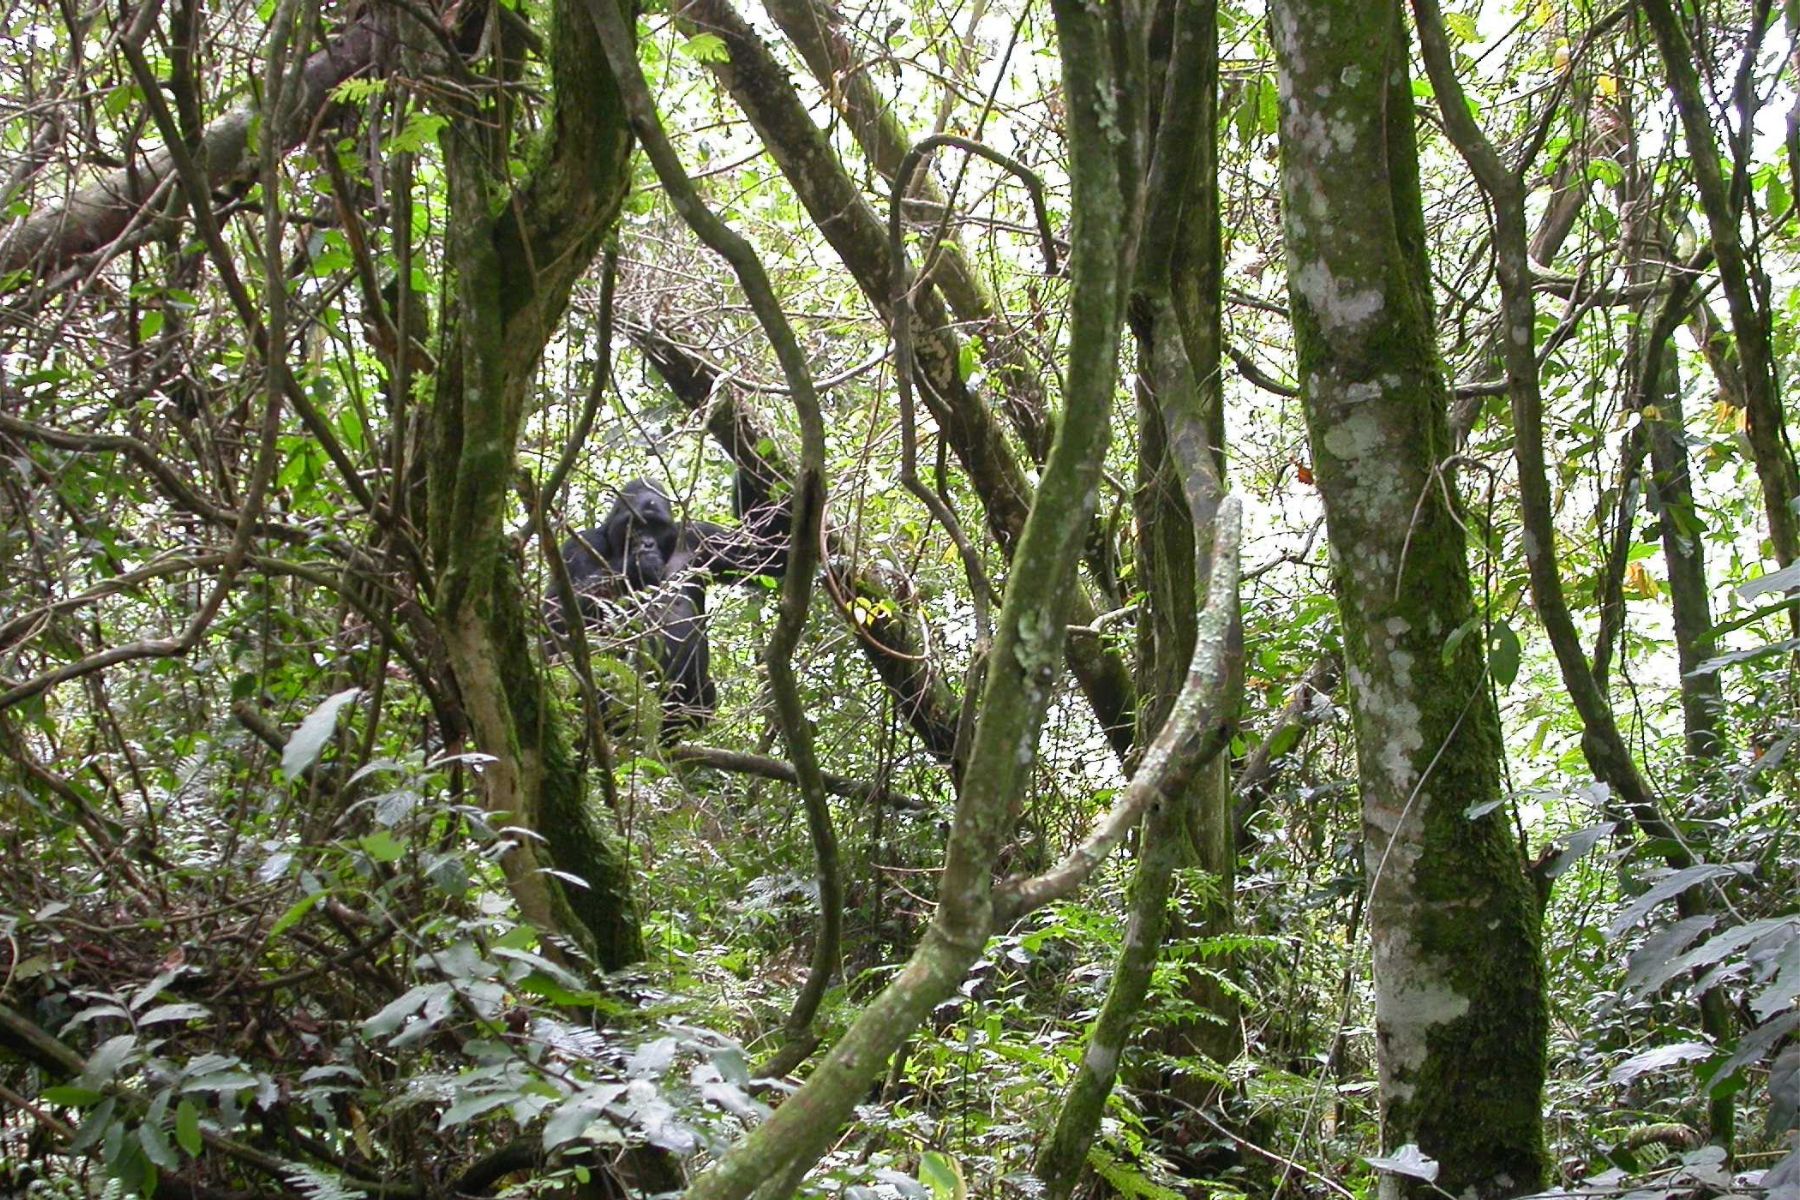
[1269,2,1548,1196]
[426,0,644,969]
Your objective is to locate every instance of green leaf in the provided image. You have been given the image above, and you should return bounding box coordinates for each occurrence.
[680,32,730,62]
[330,77,387,105]
[387,110,449,155]
[359,829,407,863]
[137,1002,210,1026]
[41,1085,105,1107]
[1488,620,1521,688]
[70,1096,118,1154]
[139,310,165,339]
[269,889,327,937]
[175,1100,203,1157]
[140,1115,180,1170]
[1264,722,1302,760]
[440,1089,519,1129]
[543,1083,628,1150]
[79,1034,138,1088]
[919,1151,966,1200]
[1440,616,1475,666]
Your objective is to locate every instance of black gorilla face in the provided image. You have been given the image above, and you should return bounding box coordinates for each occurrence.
[607,482,679,587]
[551,472,790,739]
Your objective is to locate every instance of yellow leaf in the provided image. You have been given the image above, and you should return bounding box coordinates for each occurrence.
[1626,561,1662,600]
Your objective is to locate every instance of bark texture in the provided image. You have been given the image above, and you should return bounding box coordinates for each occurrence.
[1269,3,1548,1195]
[430,0,643,968]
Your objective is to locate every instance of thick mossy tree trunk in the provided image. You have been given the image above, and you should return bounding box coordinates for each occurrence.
[1269,3,1548,1197]
[427,0,644,969]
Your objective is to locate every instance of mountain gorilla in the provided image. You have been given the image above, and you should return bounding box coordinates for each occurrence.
[551,477,786,737]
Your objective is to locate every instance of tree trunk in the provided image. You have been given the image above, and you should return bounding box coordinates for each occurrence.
[1270,2,1548,1195]
[428,0,644,969]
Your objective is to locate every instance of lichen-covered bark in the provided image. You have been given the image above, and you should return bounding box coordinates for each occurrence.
[1142,0,1243,1107]
[429,0,643,968]
[1039,3,1240,1188]
[1269,3,1547,1196]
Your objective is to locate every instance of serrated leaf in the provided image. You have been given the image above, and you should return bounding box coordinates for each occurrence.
[1752,934,1800,1020]
[387,111,449,155]
[282,688,362,780]
[1713,1011,1800,1092]
[1622,915,1715,999]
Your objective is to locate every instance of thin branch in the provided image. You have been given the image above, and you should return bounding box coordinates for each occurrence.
[993,497,1242,925]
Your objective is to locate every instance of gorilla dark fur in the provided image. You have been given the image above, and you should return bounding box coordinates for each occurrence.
[550,477,787,737]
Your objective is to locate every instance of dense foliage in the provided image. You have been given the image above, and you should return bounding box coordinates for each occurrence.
[1,0,1797,1196]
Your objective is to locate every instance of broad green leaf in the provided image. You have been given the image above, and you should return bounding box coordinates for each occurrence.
[358,829,407,863]
[176,1098,203,1156]
[1488,620,1521,688]
[919,1150,966,1200]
